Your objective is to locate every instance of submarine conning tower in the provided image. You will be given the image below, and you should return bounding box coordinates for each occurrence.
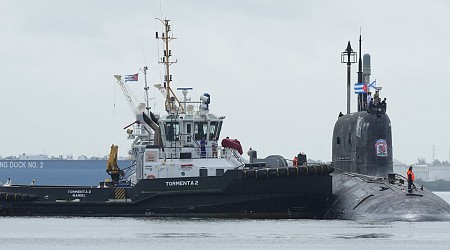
[333,39,393,177]
[332,108,393,177]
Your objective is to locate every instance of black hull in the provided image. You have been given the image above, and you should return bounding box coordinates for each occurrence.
[324,170,450,221]
[0,168,333,219]
[0,193,325,219]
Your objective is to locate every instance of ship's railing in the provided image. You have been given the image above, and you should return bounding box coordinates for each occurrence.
[158,143,247,164]
[132,123,155,137]
[177,101,203,115]
[161,144,227,160]
[161,132,229,160]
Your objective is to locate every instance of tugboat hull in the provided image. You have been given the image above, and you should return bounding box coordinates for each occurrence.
[0,168,333,218]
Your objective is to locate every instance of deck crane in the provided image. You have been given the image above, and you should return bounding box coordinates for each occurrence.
[113,71,161,147]
[114,74,139,114]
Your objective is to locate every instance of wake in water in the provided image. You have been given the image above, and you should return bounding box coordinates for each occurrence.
[351,213,450,222]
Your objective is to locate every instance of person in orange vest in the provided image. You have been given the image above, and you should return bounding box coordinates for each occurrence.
[407,166,415,193]
[293,156,298,166]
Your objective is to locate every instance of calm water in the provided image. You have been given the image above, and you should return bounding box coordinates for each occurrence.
[1,192,450,250]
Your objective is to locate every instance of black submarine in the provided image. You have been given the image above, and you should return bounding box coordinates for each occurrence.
[324,37,450,221]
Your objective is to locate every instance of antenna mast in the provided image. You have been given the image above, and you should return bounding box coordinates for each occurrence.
[155,18,183,114]
[357,34,363,112]
[142,66,150,115]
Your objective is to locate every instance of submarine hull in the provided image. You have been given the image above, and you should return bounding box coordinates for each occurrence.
[324,170,450,221]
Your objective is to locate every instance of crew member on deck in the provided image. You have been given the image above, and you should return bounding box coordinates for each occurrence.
[293,156,298,166]
[366,92,372,109]
[200,137,207,158]
[374,90,380,104]
[212,139,218,158]
[407,166,415,193]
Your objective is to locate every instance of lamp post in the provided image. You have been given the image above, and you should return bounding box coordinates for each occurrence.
[341,41,357,114]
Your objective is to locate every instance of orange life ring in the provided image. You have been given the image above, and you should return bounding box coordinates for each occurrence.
[147,175,156,179]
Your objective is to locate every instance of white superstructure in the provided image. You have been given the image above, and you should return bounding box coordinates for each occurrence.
[116,19,249,185]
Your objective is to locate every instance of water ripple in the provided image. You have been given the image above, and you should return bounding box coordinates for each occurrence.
[335,233,393,239]
[151,233,214,239]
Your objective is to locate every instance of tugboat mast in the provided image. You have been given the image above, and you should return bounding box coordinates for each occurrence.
[155,18,183,114]
[142,66,150,115]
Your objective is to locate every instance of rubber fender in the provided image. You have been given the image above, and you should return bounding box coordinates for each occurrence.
[245,169,256,179]
[298,166,308,175]
[268,168,278,178]
[278,167,288,177]
[256,169,268,179]
[288,167,298,176]
[0,192,40,201]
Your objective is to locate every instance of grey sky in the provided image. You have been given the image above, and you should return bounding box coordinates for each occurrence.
[1,0,449,164]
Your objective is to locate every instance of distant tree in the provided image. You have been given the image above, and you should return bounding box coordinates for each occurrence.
[417,157,427,164]
[432,159,442,165]
[415,179,450,191]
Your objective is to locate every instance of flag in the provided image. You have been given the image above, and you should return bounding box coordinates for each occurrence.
[368,80,376,89]
[354,83,367,94]
[125,73,138,82]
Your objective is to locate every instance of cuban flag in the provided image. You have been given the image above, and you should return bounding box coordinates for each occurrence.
[125,73,138,82]
[354,83,367,94]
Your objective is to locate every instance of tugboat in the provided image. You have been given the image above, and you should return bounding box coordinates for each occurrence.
[0,18,333,218]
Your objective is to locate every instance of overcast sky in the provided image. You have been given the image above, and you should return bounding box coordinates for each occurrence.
[1,0,449,164]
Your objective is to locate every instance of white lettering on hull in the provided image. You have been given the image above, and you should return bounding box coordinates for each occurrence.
[165,180,199,187]
[68,189,92,198]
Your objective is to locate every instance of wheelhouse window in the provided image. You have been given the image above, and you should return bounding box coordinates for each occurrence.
[164,122,180,141]
[194,122,208,140]
[186,123,192,143]
[186,124,192,134]
[209,121,219,140]
[217,121,223,138]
